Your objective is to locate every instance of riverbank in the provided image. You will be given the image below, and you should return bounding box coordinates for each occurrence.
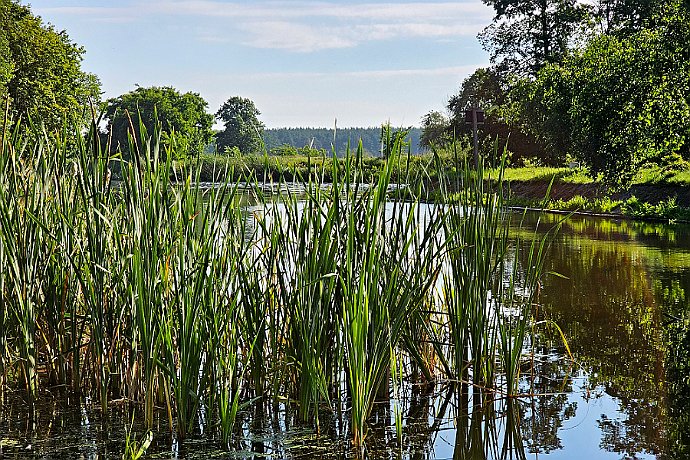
[505,180,690,222]
[182,154,690,222]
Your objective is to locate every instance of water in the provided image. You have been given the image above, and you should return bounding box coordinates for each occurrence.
[1,211,688,458]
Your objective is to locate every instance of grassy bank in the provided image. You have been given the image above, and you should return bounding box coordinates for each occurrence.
[495,165,690,222]
[184,153,690,222]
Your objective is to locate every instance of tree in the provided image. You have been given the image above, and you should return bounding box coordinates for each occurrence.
[591,0,659,35]
[380,124,411,159]
[447,68,506,132]
[0,0,101,133]
[447,68,548,164]
[518,1,690,185]
[420,111,451,149]
[104,86,214,159]
[479,0,589,76]
[508,65,574,161]
[215,97,265,155]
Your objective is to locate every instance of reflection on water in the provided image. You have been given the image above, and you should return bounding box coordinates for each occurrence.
[513,213,690,459]
[2,211,690,458]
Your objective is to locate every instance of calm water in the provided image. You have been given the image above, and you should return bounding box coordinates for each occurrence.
[1,211,689,459]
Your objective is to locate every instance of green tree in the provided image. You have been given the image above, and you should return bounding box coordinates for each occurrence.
[104,86,214,159]
[519,1,690,185]
[591,0,659,35]
[508,64,574,161]
[479,0,589,75]
[215,96,265,155]
[0,0,100,133]
[447,68,548,164]
[420,111,451,149]
[447,68,506,132]
[380,124,412,159]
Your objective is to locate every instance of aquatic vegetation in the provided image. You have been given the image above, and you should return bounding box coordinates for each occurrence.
[0,119,553,452]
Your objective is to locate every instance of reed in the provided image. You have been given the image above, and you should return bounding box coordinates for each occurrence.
[338,143,445,444]
[278,185,341,425]
[0,116,555,453]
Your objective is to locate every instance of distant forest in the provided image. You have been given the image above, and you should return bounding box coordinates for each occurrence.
[263,127,423,156]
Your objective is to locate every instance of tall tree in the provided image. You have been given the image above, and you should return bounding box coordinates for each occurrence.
[447,68,548,163]
[447,68,506,131]
[0,0,100,133]
[479,0,589,76]
[215,97,265,155]
[591,0,658,35]
[104,86,214,159]
[518,1,690,185]
[420,111,450,149]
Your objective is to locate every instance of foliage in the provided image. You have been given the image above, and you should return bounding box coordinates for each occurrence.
[447,68,549,164]
[547,195,623,213]
[215,96,265,155]
[479,0,590,76]
[0,0,100,133]
[621,195,690,221]
[268,143,326,157]
[591,0,663,35]
[122,427,152,460]
[420,110,451,148]
[380,124,411,159]
[517,2,690,186]
[103,86,213,159]
[509,65,574,163]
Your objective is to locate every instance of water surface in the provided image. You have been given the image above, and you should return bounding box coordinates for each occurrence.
[1,211,688,459]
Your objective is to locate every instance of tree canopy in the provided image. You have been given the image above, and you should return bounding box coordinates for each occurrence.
[591,0,659,35]
[419,111,450,149]
[479,0,589,76]
[215,97,265,155]
[0,0,100,133]
[512,1,690,184]
[469,0,690,184]
[104,86,214,159]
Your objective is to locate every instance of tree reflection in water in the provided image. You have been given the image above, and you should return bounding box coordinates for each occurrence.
[511,213,690,457]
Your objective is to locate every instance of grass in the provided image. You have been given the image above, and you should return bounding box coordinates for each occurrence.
[0,118,555,451]
[494,166,594,184]
[496,164,690,187]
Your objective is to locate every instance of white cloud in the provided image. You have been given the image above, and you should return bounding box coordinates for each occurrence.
[239,16,486,52]
[238,21,357,52]
[147,1,491,22]
[40,1,492,51]
[34,6,138,23]
[200,64,484,81]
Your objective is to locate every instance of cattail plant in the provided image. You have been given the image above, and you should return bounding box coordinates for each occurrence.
[0,113,555,456]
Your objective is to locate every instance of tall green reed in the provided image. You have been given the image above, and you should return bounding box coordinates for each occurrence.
[0,127,62,408]
[0,114,558,453]
[338,143,444,445]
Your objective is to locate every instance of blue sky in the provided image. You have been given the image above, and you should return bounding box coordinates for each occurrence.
[29,1,493,128]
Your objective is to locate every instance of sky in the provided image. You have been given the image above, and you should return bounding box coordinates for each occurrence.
[27,0,493,128]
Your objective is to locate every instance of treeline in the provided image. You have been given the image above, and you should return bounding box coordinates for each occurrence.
[1,1,425,163]
[422,0,690,187]
[264,127,423,156]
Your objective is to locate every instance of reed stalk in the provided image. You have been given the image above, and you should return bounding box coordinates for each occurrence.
[0,115,555,456]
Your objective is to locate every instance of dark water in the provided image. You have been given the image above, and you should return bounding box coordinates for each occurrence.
[507,212,690,459]
[1,211,689,459]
